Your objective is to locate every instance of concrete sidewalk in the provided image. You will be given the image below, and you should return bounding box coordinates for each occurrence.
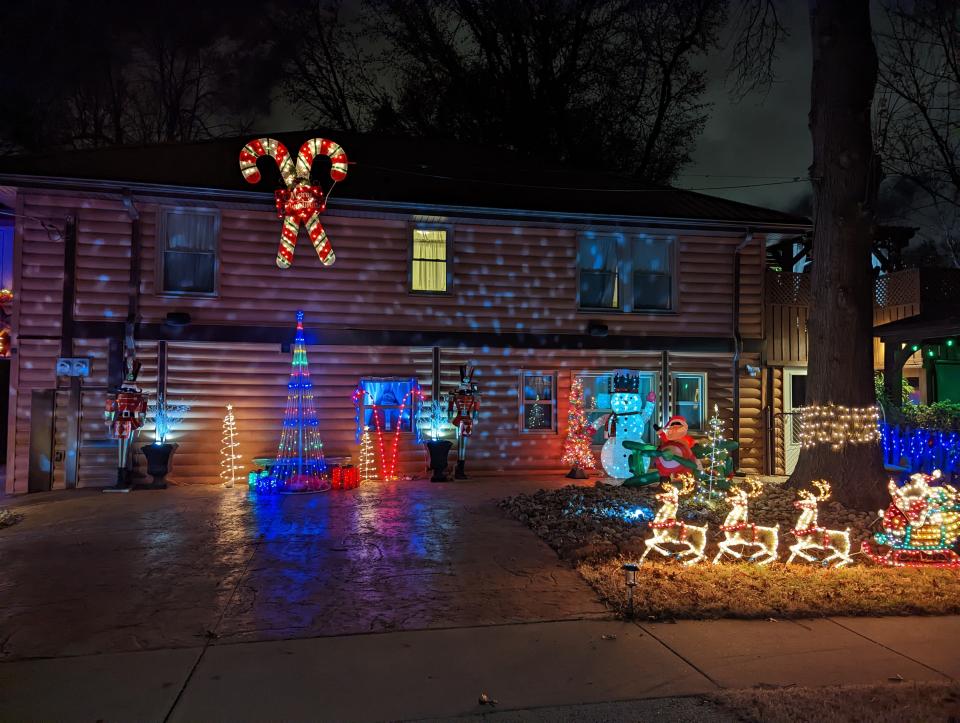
[1,616,956,722]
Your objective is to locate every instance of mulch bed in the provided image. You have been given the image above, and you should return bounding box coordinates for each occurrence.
[499,480,875,563]
[500,481,960,620]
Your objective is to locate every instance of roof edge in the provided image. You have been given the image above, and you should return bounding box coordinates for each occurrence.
[0,173,812,233]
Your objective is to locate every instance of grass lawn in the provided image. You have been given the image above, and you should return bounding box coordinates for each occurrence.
[713,682,960,723]
[579,558,960,620]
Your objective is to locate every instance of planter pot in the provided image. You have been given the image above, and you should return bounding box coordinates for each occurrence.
[426,440,453,482]
[139,443,178,489]
[566,466,589,479]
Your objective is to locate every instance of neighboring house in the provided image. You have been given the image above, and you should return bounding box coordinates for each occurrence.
[764,260,960,475]
[0,131,810,493]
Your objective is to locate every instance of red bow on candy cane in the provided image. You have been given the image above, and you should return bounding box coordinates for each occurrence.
[239,137,348,269]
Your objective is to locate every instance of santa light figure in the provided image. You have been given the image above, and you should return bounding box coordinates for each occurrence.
[447,365,481,479]
[104,354,147,488]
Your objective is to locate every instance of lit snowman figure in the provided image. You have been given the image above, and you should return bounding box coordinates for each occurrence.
[600,371,656,484]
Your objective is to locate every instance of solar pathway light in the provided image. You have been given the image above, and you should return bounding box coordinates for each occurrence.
[622,563,639,616]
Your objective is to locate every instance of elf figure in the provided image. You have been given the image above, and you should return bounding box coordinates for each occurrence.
[447,365,480,479]
[104,355,147,488]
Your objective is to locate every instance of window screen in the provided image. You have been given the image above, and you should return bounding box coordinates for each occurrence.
[161,209,218,295]
[521,372,556,432]
[411,229,448,292]
[359,378,417,432]
[631,237,672,310]
[672,373,706,432]
[578,235,619,308]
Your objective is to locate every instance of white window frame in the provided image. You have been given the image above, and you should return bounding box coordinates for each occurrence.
[670,372,707,433]
[157,207,220,297]
[576,231,676,313]
[519,370,558,434]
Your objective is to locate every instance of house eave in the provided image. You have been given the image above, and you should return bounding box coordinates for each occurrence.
[0,173,813,234]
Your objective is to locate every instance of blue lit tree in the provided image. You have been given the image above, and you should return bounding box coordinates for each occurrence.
[258,310,329,492]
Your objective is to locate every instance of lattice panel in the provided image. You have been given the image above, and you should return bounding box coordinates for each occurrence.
[765,271,810,305]
[875,269,920,309]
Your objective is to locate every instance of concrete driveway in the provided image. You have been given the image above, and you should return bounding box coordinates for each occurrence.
[0,478,608,660]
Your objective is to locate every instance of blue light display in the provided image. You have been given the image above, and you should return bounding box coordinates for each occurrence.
[880,422,960,475]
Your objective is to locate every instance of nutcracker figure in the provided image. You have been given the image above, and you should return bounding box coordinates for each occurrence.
[447,365,481,479]
[104,356,147,487]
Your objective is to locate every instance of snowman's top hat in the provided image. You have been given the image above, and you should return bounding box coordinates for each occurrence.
[610,370,640,394]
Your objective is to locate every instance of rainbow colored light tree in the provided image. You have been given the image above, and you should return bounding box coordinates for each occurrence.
[258,310,329,492]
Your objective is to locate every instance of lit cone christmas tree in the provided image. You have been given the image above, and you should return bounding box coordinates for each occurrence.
[220,404,242,488]
[358,425,376,482]
[562,377,596,478]
[258,310,329,492]
[693,404,737,502]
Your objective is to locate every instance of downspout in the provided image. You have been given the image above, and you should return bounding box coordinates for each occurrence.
[120,193,141,379]
[732,229,754,471]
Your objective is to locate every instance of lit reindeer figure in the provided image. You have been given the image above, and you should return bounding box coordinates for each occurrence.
[787,481,853,567]
[639,474,708,565]
[713,478,779,564]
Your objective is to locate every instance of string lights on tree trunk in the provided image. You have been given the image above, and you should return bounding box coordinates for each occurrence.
[797,403,880,450]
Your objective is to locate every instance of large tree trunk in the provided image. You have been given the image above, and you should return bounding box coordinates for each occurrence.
[788,0,887,510]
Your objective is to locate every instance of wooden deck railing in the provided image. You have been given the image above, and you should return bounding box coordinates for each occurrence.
[764,267,958,364]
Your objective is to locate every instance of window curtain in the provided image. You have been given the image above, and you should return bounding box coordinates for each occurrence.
[166,212,216,251]
[163,211,217,293]
[361,379,414,431]
[578,235,618,307]
[412,229,447,292]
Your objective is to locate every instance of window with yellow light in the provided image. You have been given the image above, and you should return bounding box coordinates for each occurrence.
[411,228,448,293]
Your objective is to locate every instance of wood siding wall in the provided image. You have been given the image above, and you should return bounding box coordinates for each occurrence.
[6,188,771,491]
[138,344,748,483]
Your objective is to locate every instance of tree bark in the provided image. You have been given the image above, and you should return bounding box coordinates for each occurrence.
[787,0,887,510]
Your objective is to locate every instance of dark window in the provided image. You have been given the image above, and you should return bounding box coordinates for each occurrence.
[578,232,673,312]
[521,372,556,432]
[160,209,218,295]
[672,372,706,432]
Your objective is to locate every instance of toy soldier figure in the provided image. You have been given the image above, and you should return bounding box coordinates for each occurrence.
[447,365,480,479]
[104,355,147,488]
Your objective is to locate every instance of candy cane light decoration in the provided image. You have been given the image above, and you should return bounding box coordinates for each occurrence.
[239,137,348,268]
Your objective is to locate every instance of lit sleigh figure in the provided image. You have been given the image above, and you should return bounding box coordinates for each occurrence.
[863,470,960,568]
[239,137,348,268]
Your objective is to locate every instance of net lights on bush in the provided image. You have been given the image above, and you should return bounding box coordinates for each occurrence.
[797,404,879,450]
[220,404,242,489]
[639,474,708,565]
[714,478,779,564]
[258,311,329,493]
[862,470,960,568]
[786,480,853,567]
